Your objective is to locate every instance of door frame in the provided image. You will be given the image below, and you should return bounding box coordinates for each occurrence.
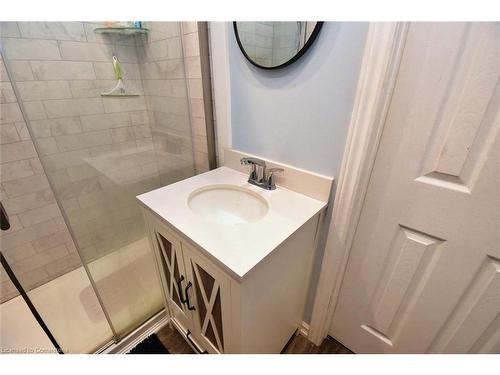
[308,22,410,345]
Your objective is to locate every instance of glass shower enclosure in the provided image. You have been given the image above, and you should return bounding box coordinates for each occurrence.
[0,21,209,353]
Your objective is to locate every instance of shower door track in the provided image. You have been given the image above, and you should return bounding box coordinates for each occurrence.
[98,309,169,353]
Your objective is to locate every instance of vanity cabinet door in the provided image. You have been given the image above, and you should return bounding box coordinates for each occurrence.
[182,242,232,354]
[149,217,193,334]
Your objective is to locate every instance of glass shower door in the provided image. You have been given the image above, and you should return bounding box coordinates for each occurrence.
[1,42,115,353]
[1,21,201,350]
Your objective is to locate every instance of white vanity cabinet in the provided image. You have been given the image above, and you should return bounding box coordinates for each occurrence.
[145,212,231,353]
[137,166,327,353]
[143,207,322,354]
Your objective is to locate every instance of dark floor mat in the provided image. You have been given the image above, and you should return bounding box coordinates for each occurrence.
[128,334,169,354]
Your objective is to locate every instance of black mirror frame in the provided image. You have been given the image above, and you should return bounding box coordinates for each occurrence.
[233,22,324,70]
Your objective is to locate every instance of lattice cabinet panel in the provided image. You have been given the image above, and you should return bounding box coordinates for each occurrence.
[148,216,193,333]
[183,241,231,353]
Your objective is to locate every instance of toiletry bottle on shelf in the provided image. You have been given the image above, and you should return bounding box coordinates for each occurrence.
[133,21,142,29]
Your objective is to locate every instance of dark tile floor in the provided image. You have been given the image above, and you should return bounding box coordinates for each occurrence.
[156,322,353,354]
[282,334,353,354]
[156,323,195,354]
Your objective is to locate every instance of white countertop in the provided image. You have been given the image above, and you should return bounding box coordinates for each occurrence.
[137,167,326,281]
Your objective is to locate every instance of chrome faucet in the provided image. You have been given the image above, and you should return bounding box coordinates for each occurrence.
[240,157,284,190]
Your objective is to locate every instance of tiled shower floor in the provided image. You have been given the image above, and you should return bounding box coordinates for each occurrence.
[0,237,163,353]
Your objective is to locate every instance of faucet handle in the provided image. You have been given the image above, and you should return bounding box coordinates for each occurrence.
[240,157,266,167]
[265,168,284,190]
[241,157,266,182]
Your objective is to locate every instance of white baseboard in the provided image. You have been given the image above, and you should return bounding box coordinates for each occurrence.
[299,321,310,338]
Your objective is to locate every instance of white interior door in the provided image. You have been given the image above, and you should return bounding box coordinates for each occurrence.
[330,23,500,353]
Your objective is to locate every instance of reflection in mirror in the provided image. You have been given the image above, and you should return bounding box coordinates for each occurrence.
[234,22,323,69]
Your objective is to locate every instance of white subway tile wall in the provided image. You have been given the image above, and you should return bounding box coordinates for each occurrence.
[138,22,200,180]
[181,22,210,173]
[1,22,209,303]
[1,53,81,303]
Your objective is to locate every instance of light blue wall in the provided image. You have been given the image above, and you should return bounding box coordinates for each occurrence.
[229,22,368,177]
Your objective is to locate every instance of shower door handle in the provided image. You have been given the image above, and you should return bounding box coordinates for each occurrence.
[0,202,10,231]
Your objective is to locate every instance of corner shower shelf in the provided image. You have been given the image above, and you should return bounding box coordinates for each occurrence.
[94,27,149,36]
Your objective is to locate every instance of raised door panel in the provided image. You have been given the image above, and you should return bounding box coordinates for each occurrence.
[147,214,193,333]
[428,256,500,353]
[359,226,445,347]
[416,23,500,193]
[330,22,500,353]
[182,241,232,354]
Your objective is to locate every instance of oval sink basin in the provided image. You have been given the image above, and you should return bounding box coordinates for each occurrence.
[188,184,269,225]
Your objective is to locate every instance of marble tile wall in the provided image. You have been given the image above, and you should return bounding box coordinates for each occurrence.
[137,22,197,184]
[1,22,156,269]
[206,23,219,165]
[0,263,17,301]
[1,22,208,302]
[0,51,81,303]
[181,22,210,173]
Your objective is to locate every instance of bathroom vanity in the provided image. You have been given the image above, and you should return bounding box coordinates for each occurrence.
[137,166,326,353]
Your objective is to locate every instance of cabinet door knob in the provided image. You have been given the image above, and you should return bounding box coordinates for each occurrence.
[185,281,196,311]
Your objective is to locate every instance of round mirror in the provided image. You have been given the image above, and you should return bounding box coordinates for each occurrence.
[233,22,323,69]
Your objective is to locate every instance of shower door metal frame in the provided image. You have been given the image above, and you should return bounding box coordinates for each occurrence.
[0,251,63,353]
